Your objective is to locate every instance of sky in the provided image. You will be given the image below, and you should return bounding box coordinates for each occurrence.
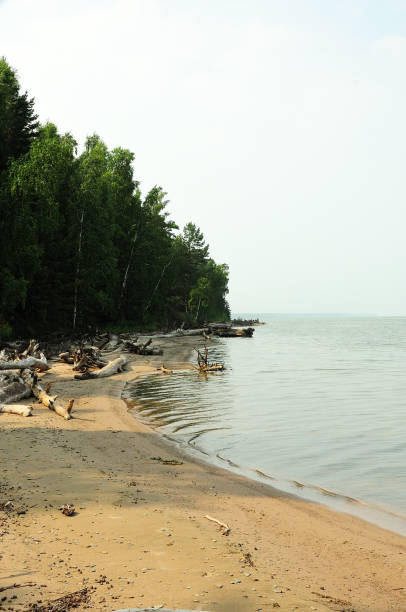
[1,0,406,315]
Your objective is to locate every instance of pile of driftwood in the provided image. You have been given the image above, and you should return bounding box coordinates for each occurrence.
[59,346,107,371]
[193,346,224,373]
[0,341,73,419]
[124,337,163,356]
[0,335,135,418]
[57,344,128,381]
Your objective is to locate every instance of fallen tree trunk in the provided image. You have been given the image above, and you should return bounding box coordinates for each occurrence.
[0,404,32,417]
[0,356,50,371]
[210,326,255,338]
[20,370,74,420]
[177,328,208,336]
[74,355,127,380]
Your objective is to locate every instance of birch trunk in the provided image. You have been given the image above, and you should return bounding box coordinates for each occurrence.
[119,230,137,310]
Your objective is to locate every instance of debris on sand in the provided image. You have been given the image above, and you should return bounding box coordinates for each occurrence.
[58,504,75,516]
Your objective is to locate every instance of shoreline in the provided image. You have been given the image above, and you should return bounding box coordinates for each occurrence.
[123,342,406,541]
[1,339,406,611]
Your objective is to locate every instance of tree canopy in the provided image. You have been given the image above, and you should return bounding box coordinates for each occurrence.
[0,59,230,338]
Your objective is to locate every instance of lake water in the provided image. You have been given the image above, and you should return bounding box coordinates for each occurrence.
[123,316,406,535]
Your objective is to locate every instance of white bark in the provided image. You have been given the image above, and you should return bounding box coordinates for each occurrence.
[0,356,50,371]
[0,378,32,404]
[119,229,138,310]
[20,370,73,420]
[0,404,32,417]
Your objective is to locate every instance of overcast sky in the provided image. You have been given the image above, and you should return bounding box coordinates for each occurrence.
[1,0,406,314]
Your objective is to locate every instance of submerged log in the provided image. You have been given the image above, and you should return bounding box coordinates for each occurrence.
[194,346,224,373]
[74,355,127,380]
[0,404,32,417]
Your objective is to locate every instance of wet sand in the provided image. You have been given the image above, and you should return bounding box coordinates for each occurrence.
[1,337,406,611]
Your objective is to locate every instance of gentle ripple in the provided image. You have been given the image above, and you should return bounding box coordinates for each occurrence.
[124,316,406,533]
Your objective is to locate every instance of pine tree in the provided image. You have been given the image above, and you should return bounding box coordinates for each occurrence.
[0,58,39,172]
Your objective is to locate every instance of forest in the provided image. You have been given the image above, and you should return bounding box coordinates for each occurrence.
[0,58,230,339]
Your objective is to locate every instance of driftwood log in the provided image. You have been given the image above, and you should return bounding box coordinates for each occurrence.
[20,370,74,420]
[74,355,127,380]
[0,356,50,371]
[0,404,32,417]
[208,325,254,337]
[0,341,74,420]
[194,347,224,372]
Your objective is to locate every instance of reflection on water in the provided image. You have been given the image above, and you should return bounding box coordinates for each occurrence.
[124,316,406,533]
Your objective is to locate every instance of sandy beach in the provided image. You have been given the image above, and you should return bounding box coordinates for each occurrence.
[1,338,406,612]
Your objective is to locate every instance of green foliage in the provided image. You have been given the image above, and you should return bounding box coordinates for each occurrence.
[0,57,39,172]
[0,321,12,341]
[0,58,230,336]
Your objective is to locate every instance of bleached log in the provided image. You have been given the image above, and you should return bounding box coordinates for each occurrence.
[0,378,32,405]
[74,355,127,380]
[0,404,32,417]
[20,370,73,420]
[21,338,37,357]
[176,328,207,336]
[0,356,50,372]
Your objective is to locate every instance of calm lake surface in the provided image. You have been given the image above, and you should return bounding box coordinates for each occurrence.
[124,316,406,534]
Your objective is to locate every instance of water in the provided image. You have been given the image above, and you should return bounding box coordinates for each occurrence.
[124,316,406,534]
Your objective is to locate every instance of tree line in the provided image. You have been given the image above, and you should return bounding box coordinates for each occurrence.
[0,58,230,339]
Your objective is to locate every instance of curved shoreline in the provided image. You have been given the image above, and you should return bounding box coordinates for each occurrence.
[123,362,406,540]
[1,344,406,611]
